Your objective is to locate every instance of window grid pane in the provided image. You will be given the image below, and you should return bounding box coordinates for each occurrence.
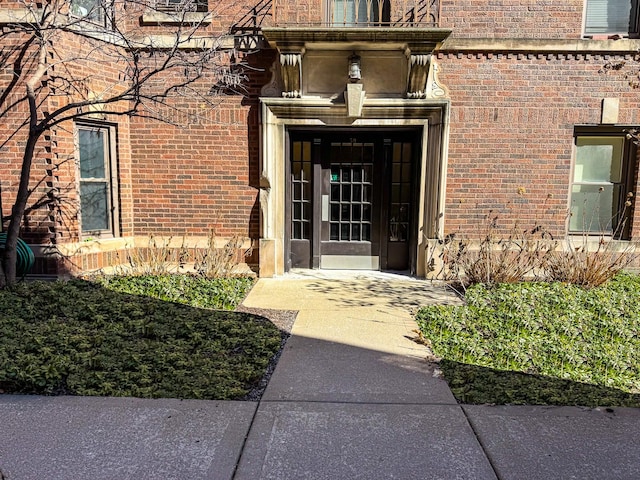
[328,142,373,242]
[389,141,411,242]
[291,141,312,240]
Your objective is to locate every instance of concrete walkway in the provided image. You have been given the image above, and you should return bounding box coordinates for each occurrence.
[1,271,639,479]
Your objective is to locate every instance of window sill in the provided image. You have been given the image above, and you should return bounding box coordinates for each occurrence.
[141,11,211,25]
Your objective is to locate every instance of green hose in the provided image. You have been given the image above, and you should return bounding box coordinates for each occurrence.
[0,233,35,278]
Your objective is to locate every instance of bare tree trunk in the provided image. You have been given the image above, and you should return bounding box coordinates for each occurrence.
[2,70,43,287]
[2,128,40,286]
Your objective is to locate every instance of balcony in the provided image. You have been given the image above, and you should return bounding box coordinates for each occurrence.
[271,0,439,27]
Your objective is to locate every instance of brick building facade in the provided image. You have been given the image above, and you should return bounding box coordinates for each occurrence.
[1,0,639,277]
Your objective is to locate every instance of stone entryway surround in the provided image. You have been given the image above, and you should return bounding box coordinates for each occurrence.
[258,28,452,277]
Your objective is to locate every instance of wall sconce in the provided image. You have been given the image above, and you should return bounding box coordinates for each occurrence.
[348,53,361,82]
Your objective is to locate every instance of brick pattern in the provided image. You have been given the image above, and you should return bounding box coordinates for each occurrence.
[439,0,585,39]
[437,51,640,238]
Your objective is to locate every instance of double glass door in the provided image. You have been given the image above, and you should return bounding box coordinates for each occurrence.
[287,131,416,271]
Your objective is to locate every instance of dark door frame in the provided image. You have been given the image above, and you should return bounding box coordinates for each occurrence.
[285,127,422,273]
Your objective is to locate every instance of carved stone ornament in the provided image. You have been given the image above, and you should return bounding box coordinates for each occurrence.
[426,61,449,98]
[280,53,302,98]
[260,60,283,97]
[407,54,431,99]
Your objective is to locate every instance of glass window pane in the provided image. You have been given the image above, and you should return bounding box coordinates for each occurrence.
[293,222,302,239]
[331,204,340,221]
[352,168,362,182]
[341,223,350,240]
[351,224,360,241]
[363,185,372,202]
[303,182,311,202]
[352,204,361,221]
[79,129,106,179]
[570,184,618,232]
[80,182,109,231]
[303,222,310,240]
[341,204,350,221]
[303,161,311,181]
[392,163,402,182]
[303,202,311,221]
[402,164,412,183]
[292,141,301,161]
[363,165,372,182]
[392,185,401,203]
[293,202,301,220]
[342,168,351,182]
[393,142,402,162]
[401,185,410,202]
[575,137,623,183]
[362,223,371,241]
[352,184,362,202]
[331,184,340,201]
[362,204,371,221]
[292,161,302,178]
[330,223,339,240]
[294,183,301,201]
[342,185,351,201]
[302,141,311,162]
[403,143,412,163]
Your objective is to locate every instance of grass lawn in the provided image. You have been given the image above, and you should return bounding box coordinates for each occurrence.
[415,273,640,407]
[0,276,284,400]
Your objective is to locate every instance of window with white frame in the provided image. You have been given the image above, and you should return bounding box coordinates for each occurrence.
[569,130,635,236]
[584,0,640,37]
[77,124,119,236]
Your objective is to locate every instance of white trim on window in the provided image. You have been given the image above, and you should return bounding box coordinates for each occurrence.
[75,122,119,238]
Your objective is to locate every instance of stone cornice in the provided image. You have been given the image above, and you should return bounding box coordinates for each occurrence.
[439,38,640,54]
[262,27,452,52]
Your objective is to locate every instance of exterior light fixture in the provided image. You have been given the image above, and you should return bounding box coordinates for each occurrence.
[348,53,361,82]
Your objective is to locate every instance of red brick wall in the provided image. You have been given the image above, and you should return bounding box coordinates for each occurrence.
[437,51,640,238]
[272,0,323,25]
[128,50,275,240]
[439,0,585,38]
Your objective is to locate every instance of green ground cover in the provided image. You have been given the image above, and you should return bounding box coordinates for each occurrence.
[416,273,640,407]
[0,276,283,399]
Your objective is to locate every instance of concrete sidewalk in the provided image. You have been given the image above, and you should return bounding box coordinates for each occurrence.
[1,271,639,479]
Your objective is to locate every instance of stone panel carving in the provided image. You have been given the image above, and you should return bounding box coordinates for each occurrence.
[407,54,430,99]
[261,60,283,97]
[280,53,302,98]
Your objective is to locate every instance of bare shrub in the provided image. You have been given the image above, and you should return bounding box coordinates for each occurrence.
[114,235,189,275]
[543,194,639,288]
[432,211,556,288]
[194,229,253,278]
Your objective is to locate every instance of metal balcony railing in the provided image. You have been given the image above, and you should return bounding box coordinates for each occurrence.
[271,0,440,27]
